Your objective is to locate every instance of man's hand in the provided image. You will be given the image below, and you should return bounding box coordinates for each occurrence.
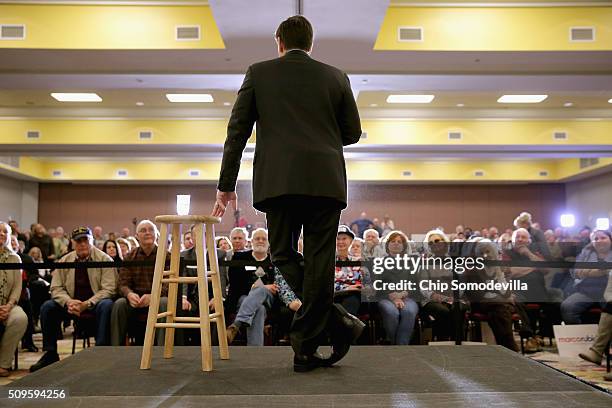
[289,299,302,312]
[182,297,192,311]
[0,304,11,321]
[212,190,238,218]
[138,294,151,308]
[209,298,216,311]
[393,299,405,309]
[67,300,83,316]
[264,284,279,296]
[127,292,141,308]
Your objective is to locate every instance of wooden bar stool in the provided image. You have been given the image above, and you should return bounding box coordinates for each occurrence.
[140,215,230,371]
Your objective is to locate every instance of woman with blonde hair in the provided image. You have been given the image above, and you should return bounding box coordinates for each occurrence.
[0,221,28,376]
[116,238,131,260]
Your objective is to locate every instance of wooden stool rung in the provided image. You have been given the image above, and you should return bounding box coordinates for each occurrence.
[161,277,200,284]
[174,316,220,323]
[175,316,201,323]
[157,311,174,319]
[155,322,203,329]
[163,271,173,277]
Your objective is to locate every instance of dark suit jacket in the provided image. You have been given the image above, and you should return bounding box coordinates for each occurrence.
[218,49,362,211]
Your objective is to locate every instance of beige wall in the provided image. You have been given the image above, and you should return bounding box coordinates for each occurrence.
[0,173,39,228]
[37,181,565,237]
[566,170,612,230]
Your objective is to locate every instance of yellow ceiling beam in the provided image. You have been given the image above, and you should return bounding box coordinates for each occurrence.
[0,4,224,49]
[0,156,44,179]
[0,119,231,144]
[361,119,612,145]
[1,118,611,146]
[556,157,612,180]
[375,6,612,51]
[3,157,607,183]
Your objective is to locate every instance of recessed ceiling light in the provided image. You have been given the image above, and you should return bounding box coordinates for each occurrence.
[369,103,378,107]
[497,95,548,104]
[456,103,465,107]
[563,102,573,107]
[135,102,144,106]
[166,93,213,103]
[608,98,612,104]
[386,94,435,104]
[51,93,102,102]
[223,102,231,106]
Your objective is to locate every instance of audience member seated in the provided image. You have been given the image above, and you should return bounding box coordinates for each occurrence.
[0,222,28,376]
[376,230,419,345]
[126,236,140,252]
[176,226,227,346]
[52,226,69,260]
[226,229,299,346]
[504,228,560,348]
[579,270,612,381]
[22,246,51,330]
[93,226,106,250]
[229,227,248,253]
[116,238,131,259]
[561,229,611,324]
[30,227,117,372]
[466,240,519,352]
[102,239,123,262]
[334,226,365,316]
[10,235,38,352]
[350,212,374,238]
[28,224,56,262]
[182,229,194,251]
[216,236,232,253]
[380,215,395,238]
[362,229,386,259]
[8,220,28,244]
[514,212,552,260]
[111,220,168,346]
[420,229,468,341]
[349,237,363,258]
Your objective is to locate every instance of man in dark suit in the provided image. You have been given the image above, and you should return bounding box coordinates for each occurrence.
[213,15,363,372]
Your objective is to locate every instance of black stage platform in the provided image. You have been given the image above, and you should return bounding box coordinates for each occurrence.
[3,346,611,407]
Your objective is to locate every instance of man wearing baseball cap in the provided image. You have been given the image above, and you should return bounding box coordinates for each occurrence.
[30,226,117,372]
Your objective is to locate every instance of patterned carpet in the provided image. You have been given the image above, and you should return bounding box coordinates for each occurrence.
[1,329,610,393]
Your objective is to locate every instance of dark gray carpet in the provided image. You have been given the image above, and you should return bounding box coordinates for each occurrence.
[3,346,611,407]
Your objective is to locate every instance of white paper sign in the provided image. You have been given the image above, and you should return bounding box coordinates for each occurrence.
[553,324,598,361]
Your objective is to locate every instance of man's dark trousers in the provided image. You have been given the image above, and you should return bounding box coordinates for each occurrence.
[265,195,341,356]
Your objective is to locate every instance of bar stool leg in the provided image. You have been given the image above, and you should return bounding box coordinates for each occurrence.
[140,223,169,370]
[205,224,229,360]
[195,223,213,371]
[163,223,181,358]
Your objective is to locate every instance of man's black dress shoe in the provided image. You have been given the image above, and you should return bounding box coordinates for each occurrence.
[327,304,366,366]
[29,351,59,373]
[293,352,330,373]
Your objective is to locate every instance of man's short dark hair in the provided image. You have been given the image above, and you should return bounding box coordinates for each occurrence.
[275,15,313,51]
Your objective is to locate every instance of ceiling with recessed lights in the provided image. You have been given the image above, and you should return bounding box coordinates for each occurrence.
[1,0,611,183]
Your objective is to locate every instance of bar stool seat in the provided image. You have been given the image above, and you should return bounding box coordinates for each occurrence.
[140,214,229,371]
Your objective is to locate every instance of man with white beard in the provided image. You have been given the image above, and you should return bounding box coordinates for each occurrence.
[225,229,300,346]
